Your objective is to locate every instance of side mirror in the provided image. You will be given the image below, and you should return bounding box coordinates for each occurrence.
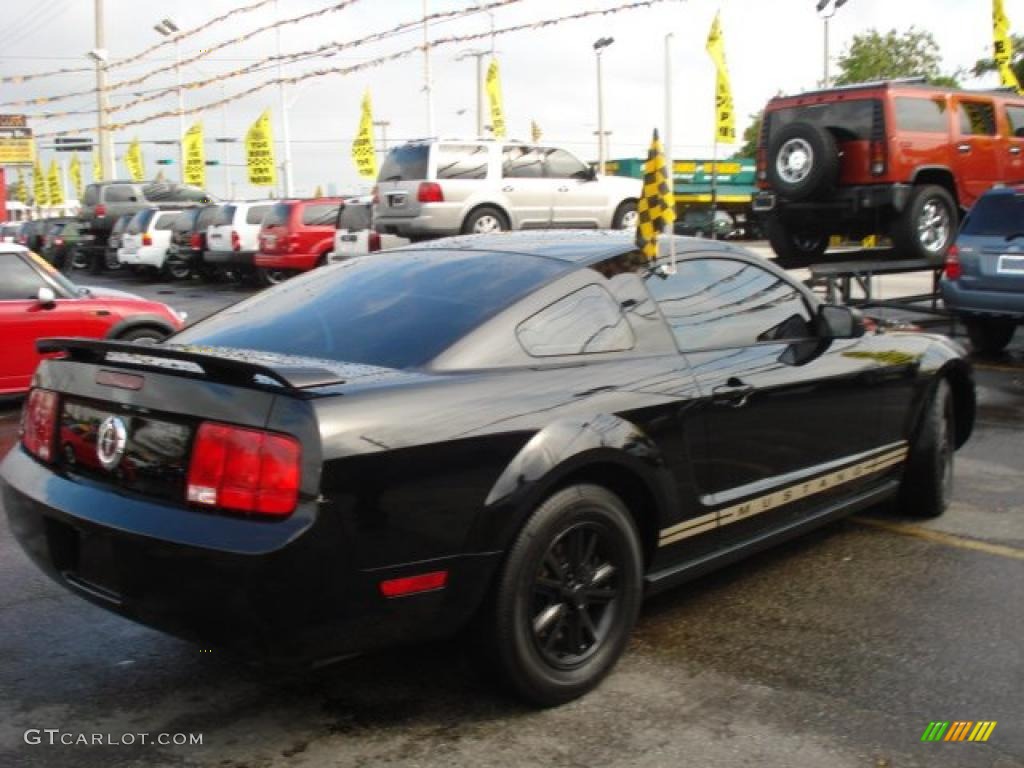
[818,304,865,339]
[583,166,598,182]
[36,286,56,306]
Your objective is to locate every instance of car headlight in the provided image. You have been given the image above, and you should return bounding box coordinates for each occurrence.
[174,309,188,323]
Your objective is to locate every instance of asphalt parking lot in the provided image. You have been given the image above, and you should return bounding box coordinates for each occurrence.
[1,255,1022,768]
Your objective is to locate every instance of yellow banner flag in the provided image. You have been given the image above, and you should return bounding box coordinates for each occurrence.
[246,110,277,187]
[351,90,378,180]
[47,158,65,207]
[33,157,48,207]
[531,120,542,142]
[183,122,206,188]
[706,12,736,145]
[92,150,103,182]
[15,168,28,204]
[635,128,675,262]
[69,153,83,200]
[994,0,1022,92]
[124,137,145,182]
[486,59,506,139]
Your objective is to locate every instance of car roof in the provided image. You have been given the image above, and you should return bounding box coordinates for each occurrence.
[395,230,754,267]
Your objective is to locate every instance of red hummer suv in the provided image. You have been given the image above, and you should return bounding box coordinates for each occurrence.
[754,79,1024,268]
[253,197,342,285]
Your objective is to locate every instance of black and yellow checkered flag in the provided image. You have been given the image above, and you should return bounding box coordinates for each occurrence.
[635,128,675,262]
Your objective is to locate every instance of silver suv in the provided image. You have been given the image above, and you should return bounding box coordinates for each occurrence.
[373,140,640,238]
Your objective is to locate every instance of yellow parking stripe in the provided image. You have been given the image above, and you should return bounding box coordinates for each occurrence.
[853,518,1024,561]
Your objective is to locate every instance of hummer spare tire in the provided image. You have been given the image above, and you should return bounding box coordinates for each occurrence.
[767,122,840,202]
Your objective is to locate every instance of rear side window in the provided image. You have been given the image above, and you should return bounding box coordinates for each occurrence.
[517,284,635,356]
[646,258,813,351]
[83,185,99,205]
[246,205,272,225]
[894,97,949,133]
[959,101,996,136]
[503,146,544,178]
[263,203,292,227]
[301,204,339,226]
[126,209,155,234]
[545,149,590,179]
[213,205,236,226]
[770,99,877,141]
[435,144,489,180]
[1005,105,1024,138]
[111,215,131,235]
[378,144,429,181]
[154,212,180,230]
[104,185,137,203]
[337,203,372,230]
[961,193,1024,236]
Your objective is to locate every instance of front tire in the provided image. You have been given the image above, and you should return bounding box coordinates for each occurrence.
[892,184,957,265]
[117,326,169,343]
[489,484,643,706]
[900,380,954,518]
[765,215,828,269]
[964,316,1016,355]
[256,266,296,286]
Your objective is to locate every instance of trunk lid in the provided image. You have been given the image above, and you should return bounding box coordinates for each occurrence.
[375,143,431,221]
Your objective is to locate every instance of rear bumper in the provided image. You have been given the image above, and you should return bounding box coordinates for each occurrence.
[0,447,497,662]
[940,278,1024,318]
[373,206,463,238]
[253,251,320,271]
[203,248,255,267]
[118,246,167,268]
[755,183,912,217]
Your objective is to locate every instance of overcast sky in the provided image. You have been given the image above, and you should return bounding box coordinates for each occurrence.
[1,0,1019,199]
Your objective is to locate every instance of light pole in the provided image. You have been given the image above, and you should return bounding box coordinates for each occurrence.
[816,0,849,88]
[90,0,114,181]
[455,49,488,137]
[593,36,614,175]
[373,120,390,163]
[153,18,184,180]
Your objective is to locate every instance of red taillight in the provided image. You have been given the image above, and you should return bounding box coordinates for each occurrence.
[756,144,768,185]
[189,232,202,250]
[368,231,381,252]
[186,422,301,517]
[54,237,64,246]
[142,233,153,246]
[379,571,448,598]
[944,244,962,280]
[21,389,58,463]
[231,230,241,252]
[371,185,380,205]
[417,181,444,203]
[869,140,887,176]
[95,204,107,217]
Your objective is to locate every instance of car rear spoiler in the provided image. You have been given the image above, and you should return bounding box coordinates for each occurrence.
[36,337,346,391]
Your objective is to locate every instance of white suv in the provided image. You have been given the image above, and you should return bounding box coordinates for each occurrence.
[118,208,183,276]
[373,140,640,239]
[204,201,275,272]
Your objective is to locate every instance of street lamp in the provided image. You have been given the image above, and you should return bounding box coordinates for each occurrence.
[154,18,184,181]
[593,36,614,175]
[456,49,489,137]
[816,0,849,88]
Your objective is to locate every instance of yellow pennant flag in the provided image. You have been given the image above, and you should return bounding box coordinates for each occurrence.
[313,184,324,197]
[245,109,277,187]
[994,0,1022,92]
[351,90,378,179]
[69,153,83,200]
[124,137,145,182]
[183,122,206,188]
[47,158,65,207]
[635,128,675,262]
[15,168,28,204]
[33,157,48,207]
[530,120,542,142]
[706,12,736,145]
[486,59,506,139]
[92,150,103,181]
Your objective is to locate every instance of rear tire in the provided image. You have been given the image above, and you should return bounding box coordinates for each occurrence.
[892,184,957,265]
[71,248,89,270]
[899,380,954,518]
[163,259,193,281]
[611,200,638,230]
[963,316,1016,355]
[487,484,643,707]
[462,206,509,235]
[256,267,295,286]
[765,215,828,269]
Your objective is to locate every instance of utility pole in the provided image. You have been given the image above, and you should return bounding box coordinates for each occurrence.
[92,0,114,180]
[275,0,294,197]
[593,37,614,175]
[423,0,435,137]
[456,50,487,136]
[373,119,390,161]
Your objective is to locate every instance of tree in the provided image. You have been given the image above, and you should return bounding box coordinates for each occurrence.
[731,112,762,159]
[973,33,1024,86]
[835,27,960,87]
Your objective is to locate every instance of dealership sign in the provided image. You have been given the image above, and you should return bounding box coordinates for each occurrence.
[0,115,33,166]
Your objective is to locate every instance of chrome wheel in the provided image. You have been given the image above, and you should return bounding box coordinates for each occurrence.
[472,214,504,234]
[531,522,622,669]
[917,199,951,253]
[776,138,814,185]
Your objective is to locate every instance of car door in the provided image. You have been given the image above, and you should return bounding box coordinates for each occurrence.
[953,98,1001,205]
[500,145,555,228]
[645,255,888,542]
[546,148,606,228]
[1002,102,1024,183]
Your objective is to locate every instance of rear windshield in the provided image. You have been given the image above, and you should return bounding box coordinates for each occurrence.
[337,203,372,230]
[302,203,339,226]
[770,98,878,141]
[172,209,199,231]
[263,202,292,227]
[83,185,99,205]
[173,250,571,369]
[213,205,236,226]
[154,212,180,230]
[111,214,132,234]
[197,206,220,229]
[126,209,155,234]
[246,204,272,225]
[378,144,429,182]
[961,194,1024,236]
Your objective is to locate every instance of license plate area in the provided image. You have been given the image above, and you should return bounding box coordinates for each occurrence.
[388,193,407,208]
[997,254,1024,274]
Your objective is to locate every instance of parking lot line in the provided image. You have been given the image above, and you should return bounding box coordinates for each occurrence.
[852,517,1024,560]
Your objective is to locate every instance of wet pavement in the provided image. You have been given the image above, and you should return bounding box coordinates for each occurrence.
[0,266,1021,768]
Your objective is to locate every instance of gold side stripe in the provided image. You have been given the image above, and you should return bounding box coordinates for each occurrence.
[658,446,908,548]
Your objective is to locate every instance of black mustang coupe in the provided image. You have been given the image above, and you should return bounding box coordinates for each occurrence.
[1,232,974,705]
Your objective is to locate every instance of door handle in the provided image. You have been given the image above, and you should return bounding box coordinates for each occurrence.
[711,377,755,408]
[957,143,971,154]
[1011,146,1022,155]
[557,186,570,192]
[502,185,514,192]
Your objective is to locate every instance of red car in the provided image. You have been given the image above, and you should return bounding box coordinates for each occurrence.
[0,245,185,394]
[253,197,342,285]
